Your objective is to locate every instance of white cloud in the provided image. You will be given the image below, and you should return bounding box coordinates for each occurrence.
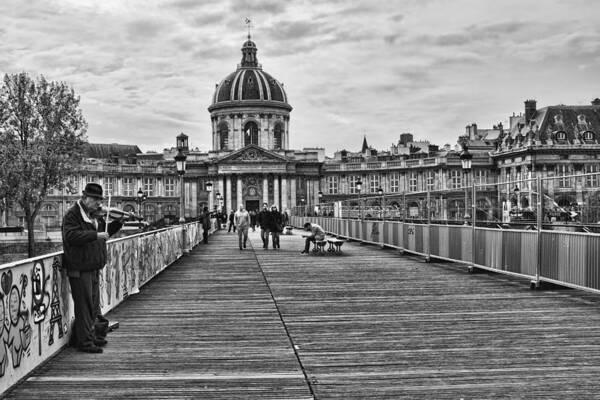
[0,0,599,154]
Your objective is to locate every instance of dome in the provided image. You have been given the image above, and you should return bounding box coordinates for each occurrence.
[209,37,291,112]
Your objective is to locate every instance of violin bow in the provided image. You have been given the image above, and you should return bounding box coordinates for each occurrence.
[105,193,111,233]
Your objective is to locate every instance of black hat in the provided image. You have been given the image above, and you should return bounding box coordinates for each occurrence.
[82,183,103,199]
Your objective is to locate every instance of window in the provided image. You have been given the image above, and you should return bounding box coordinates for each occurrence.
[123,177,134,197]
[408,172,418,192]
[583,131,595,141]
[585,165,599,187]
[165,178,176,197]
[556,165,570,188]
[349,175,361,194]
[450,170,462,189]
[556,131,567,141]
[42,204,55,212]
[326,176,338,194]
[389,172,400,193]
[243,121,259,146]
[143,177,155,196]
[273,123,283,150]
[103,177,115,196]
[369,174,379,193]
[86,175,98,184]
[426,171,435,191]
[218,122,229,150]
[474,169,486,186]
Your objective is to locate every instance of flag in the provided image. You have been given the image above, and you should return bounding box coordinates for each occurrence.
[245,17,251,25]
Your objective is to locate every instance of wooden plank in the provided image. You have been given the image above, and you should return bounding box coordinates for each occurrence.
[8,228,600,398]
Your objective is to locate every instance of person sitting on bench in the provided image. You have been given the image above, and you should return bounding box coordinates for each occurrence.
[301,222,325,254]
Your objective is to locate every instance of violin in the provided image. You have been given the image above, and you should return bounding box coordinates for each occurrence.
[92,206,144,221]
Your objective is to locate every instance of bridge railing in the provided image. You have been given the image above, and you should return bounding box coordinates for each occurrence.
[292,172,600,293]
[0,220,215,394]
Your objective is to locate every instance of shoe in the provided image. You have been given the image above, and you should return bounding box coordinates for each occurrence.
[243,243,247,248]
[239,246,242,250]
[94,338,108,347]
[301,250,307,254]
[78,345,103,353]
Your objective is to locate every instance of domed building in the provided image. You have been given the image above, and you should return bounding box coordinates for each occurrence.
[179,35,325,215]
[208,36,292,151]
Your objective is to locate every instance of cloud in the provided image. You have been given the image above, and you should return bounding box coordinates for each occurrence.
[229,0,287,15]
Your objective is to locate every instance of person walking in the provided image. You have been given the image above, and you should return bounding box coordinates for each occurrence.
[249,210,256,232]
[234,204,251,250]
[227,210,236,233]
[301,221,325,254]
[269,205,283,249]
[200,206,211,244]
[62,183,125,353]
[257,202,271,249]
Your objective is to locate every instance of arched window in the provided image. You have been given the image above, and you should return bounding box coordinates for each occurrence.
[273,123,283,149]
[243,121,259,146]
[123,204,136,213]
[218,122,229,150]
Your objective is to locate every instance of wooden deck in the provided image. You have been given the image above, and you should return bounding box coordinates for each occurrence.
[6,228,600,399]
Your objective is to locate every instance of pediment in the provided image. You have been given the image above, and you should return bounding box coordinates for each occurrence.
[218,144,289,163]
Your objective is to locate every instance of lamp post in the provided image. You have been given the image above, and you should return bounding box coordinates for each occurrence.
[206,181,213,211]
[136,188,147,218]
[377,187,384,220]
[460,145,473,224]
[356,178,362,220]
[318,190,323,216]
[300,197,305,217]
[514,185,520,220]
[175,149,187,224]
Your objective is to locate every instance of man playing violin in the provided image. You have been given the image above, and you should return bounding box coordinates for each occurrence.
[62,183,125,353]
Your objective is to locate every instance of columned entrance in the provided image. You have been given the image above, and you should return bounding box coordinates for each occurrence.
[246,200,260,213]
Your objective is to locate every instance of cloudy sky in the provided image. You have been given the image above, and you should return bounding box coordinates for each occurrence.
[1,0,599,155]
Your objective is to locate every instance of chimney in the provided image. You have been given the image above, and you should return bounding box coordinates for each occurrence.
[592,98,600,106]
[524,99,537,124]
[471,123,477,139]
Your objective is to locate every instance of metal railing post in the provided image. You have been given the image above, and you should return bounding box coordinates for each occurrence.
[426,189,431,262]
[532,175,542,289]
[469,183,476,273]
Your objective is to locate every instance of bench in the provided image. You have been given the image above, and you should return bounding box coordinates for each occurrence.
[284,225,294,235]
[312,240,327,253]
[327,238,345,253]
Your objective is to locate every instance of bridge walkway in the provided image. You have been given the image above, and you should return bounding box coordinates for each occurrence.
[6,228,600,399]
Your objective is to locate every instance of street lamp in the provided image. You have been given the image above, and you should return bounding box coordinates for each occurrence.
[377,187,384,220]
[206,181,213,211]
[136,188,147,217]
[460,144,473,223]
[300,197,305,217]
[513,185,520,218]
[318,190,323,216]
[175,149,187,224]
[356,178,362,220]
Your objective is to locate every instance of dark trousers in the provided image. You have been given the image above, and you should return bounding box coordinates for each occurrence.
[69,271,97,348]
[203,229,209,244]
[271,231,280,248]
[304,237,316,252]
[261,228,270,248]
[228,221,236,232]
[92,270,108,339]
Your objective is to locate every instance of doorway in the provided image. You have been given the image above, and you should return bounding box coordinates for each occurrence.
[246,200,260,213]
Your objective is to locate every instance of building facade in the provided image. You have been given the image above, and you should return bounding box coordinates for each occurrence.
[4,35,600,230]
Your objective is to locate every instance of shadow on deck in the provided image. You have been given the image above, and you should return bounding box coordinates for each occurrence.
[7,228,600,399]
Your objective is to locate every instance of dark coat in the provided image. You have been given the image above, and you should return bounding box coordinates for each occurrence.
[62,202,123,272]
[267,210,283,231]
[200,211,211,230]
[257,209,270,229]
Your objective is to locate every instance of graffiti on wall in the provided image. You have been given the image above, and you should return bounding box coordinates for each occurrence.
[1,271,32,370]
[48,257,64,346]
[31,261,50,356]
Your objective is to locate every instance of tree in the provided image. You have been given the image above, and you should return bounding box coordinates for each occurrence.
[0,72,87,257]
